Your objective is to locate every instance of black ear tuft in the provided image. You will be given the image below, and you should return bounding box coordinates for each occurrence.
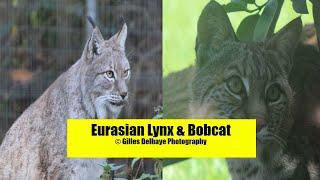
[120,16,126,25]
[87,16,96,28]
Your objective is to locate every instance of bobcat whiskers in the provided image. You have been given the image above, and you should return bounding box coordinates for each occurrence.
[257,128,286,148]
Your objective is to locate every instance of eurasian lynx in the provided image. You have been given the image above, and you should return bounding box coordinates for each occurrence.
[0,18,130,179]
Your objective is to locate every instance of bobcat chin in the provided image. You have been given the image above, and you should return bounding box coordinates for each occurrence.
[0,18,130,179]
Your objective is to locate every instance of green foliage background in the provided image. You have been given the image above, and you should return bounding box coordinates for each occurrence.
[163,0,314,179]
[163,0,314,76]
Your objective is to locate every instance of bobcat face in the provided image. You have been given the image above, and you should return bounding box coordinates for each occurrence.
[81,23,130,119]
[191,1,301,164]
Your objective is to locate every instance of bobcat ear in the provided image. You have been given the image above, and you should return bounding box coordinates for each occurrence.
[267,18,302,68]
[196,1,236,50]
[108,23,127,50]
[196,0,236,66]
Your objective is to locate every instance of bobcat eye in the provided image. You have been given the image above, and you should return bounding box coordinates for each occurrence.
[266,84,281,103]
[226,75,244,95]
[104,70,115,79]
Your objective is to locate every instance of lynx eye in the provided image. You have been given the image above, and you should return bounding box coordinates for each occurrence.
[266,84,281,103]
[104,70,115,79]
[226,75,244,95]
[123,69,130,77]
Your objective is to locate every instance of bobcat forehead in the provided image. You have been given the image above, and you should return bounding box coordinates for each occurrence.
[226,46,281,79]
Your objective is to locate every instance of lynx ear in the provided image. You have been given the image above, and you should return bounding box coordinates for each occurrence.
[267,18,302,72]
[84,16,104,62]
[88,28,104,56]
[108,23,127,50]
[196,1,236,49]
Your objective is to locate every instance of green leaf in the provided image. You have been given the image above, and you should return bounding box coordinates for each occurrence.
[163,158,188,166]
[292,0,308,14]
[310,0,320,8]
[137,173,152,180]
[153,113,163,119]
[236,14,260,41]
[111,164,125,171]
[98,163,112,172]
[245,0,255,4]
[313,3,320,47]
[131,158,140,168]
[266,0,284,38]
[136,173,161,180]
[224,1,247,13]
[231,0,245,3]
[253,0,283,41]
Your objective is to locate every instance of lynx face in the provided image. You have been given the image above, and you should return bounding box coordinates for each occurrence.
[191,1,301,164]
[81,23,130,118]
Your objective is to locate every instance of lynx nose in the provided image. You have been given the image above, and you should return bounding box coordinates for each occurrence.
[256,118,266,132]
[120,92,127,99]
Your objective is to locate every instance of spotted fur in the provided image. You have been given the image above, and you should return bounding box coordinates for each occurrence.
[190,1,319,179]
[0,22,130,179]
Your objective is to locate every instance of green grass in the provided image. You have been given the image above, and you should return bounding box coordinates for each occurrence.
[163,158,230,180]
[162,0,314,179]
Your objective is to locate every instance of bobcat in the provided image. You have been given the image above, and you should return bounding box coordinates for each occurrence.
[0,18,130,179]
[161,0,320,178]
[189,1,320,179]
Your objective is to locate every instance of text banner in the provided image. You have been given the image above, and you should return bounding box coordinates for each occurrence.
[67,119,256,158]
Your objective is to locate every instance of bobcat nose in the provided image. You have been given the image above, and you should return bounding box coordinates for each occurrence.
[256,118,266,132]
[120,92,127,99]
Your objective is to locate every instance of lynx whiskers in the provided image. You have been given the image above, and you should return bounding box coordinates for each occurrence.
[0,17,131,179]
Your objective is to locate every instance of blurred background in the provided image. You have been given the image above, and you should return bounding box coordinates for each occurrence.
[0,0,162,143]
[163,0,316,179]
[163,0,316,76]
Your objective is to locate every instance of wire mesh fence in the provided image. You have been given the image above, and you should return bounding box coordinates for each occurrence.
[0,0,162,142]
